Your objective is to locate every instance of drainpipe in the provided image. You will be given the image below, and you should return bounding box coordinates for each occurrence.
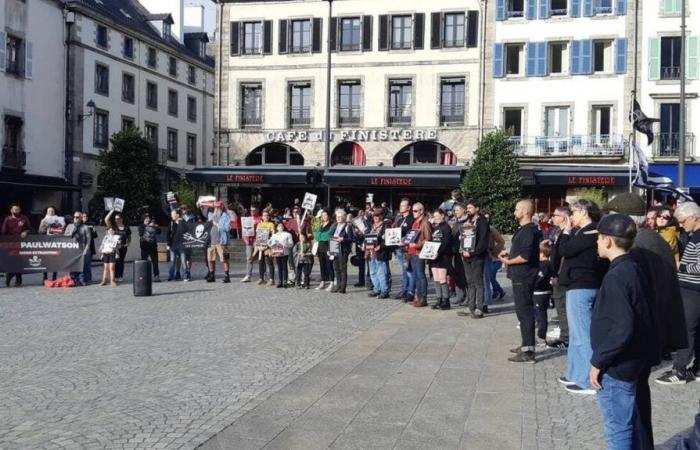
[63,4,75,212]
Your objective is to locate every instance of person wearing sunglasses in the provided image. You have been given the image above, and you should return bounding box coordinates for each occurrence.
[64,211,93,285]
[406,203,433,307]
[654,208,680,263]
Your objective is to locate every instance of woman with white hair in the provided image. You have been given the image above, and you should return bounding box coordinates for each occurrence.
[329,209,354,294]
[657,201,700,385]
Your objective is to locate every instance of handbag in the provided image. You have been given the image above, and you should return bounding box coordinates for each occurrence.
[350,254,362,267]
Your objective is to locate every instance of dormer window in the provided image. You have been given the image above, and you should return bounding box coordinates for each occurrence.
[163,22,171,39]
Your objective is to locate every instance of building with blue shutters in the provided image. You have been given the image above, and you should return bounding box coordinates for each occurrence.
[489,0,634,210]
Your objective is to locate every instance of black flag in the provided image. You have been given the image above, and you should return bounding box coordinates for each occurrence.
[629,100,660,146]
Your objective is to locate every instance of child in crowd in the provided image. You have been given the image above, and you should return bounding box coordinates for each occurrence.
[534,240,554,342]
[293,233,313,289]
[99,227,121,286]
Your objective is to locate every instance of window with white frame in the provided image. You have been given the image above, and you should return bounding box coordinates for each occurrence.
[440,78,465,125]
[388,80,412,126]
[443,13,465,47]
[391,15,413,50]
[290,19,312,53]
[593,39,613,73]
[242,22,262,54]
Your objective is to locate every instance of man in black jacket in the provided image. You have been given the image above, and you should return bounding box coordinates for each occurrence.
[450,204,470,306]
[590,214,657,449]
[459,201,490,318]
[547,205,571,349]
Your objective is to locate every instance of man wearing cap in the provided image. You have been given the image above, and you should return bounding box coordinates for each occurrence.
[589,214,657,449]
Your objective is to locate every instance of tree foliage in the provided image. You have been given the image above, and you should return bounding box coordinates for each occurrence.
[170,179,198,212]
[461,131,523,233]
[89,128,162,224]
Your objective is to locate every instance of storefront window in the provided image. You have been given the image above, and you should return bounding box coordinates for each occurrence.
[393,142,456,166]
[245,144,305,166]
[331,142,366,166]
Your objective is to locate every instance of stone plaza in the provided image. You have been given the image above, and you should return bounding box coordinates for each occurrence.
[0,263,697,450]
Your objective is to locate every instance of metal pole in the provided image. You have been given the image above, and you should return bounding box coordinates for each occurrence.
[629,0,639,193]
[679,0,687,188]
[324,0,333,208]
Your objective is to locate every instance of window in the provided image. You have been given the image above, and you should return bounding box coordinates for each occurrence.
[440,78,465,125]
[122,73,134,103]
[187,134,197,164]
[391,15,412,50]
[505,44,523,75]
[168,56,177,77]
[662,0,682,15]
[593,40,613,73]
[144,122,158,147]
[243,22,262,54]
[659,103,681,155]
[548,42,567,74]
[168,89,178,117]
[95,63,109,96]
[595,0,613,14]
[507,0,525,17]
[187,65,196,84]
[187,96,197,122]
[94,109,109,148]
[661,36,682,80]
[545,106,570,138]
[167,128,178,161]
[393,142,455,165]
[443,13,465,47]
[591,106,612,142]
[550,0,568,15]
[123,37,134,59]
[2,116,23,169]
[289,82,312,127]
[121,116,135,131]
[340,17,361,51]
[146,81,158,109]
[5,35,24,75]
[290,19,312,53]
[147,47,157,68]
[163,22,172,40]
[388,80,412,126]
[503,108,523,139]
[338,80,362,126]
[96,25,108,48]
[241,84,262,128]
[245,144,304,165]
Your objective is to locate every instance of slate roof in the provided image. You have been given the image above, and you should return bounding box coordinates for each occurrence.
[69,0,214,68]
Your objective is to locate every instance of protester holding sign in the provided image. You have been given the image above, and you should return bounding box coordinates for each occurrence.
[99,227,121,286]
[314,210,334,291]
[2,204,30,287]
[366,207,391,299]
[428,209,453,310]
[329,209,354,294]
[253,210,275,286]
[459,201,491,319]
[64,211,92,286]
[269,221,294,288]
[105,209,131,282]
[407,203,433,307]
[293,233,313,288]
[38,206,61,282]
[138,213,162,282]
[166,209,190,281]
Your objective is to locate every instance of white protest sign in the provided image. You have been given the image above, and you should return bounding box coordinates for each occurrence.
[384,227,402,246]
[366,193,374,204]
[104,197,114,211]
[419,241,441,260]
[301,192,317,211]
[241,217,255,237]
[113,198,125,213]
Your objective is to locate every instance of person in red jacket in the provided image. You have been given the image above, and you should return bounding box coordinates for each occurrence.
[240,204,261,282]
[1,204,30,287]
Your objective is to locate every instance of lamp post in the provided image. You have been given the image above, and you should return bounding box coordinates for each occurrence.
[324,0,333,207]
[678,0,687,188]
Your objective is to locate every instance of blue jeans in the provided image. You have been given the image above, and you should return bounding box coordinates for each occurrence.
[597,374,643,449]
[490,260,504,295]
[483,259,493,306]
[394,249,415,295]
[410,255,427,300]
[168,249,190,280]
[369,259,389,294]
[566,289,598,389]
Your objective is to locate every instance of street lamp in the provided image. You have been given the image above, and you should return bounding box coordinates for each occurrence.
[79,99,96,122]
[324,0,333,207]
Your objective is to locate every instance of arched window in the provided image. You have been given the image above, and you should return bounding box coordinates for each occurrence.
[393,141,457,166]
[331,142,366,166]
[245,143,304,166]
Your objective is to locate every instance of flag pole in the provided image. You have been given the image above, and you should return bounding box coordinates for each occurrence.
[678,0,687,188]
[629,0,639,194]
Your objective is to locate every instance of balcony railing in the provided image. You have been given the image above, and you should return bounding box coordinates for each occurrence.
[506,9,524,17]
[289,107,311,127]
[653,132,696,158]
[510,135,626,157]
[241,115,262,129]
[388,115,412,126]
[661,66,681,80]
[1,146,25,169]
[441,105,465,125]
[338,107,361,126]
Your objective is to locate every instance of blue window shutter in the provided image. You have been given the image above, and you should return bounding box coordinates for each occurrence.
[539,42,548,75]
[527,0,537,19]
[0,32,6,72]
[583,0,594,16]
[570,0,581,17]
[616,0,627,15]
[581,39,593,74]
[570,40,580,74]
[615,38,627,74]
[526,42,537,76]
[539,0,550,19]
[493,43,505,78]
[496,0,506,20]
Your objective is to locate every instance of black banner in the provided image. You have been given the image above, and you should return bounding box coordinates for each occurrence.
[175,222,212,251]
[0,236,84,273]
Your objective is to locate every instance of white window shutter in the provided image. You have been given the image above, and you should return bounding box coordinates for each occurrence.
[0,32,6,72]
[24,41,33,79]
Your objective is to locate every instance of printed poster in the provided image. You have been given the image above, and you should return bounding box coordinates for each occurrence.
[301,192,317,211]
[384,227,402,246]
[419,241,440,260]
[241,217,255,238]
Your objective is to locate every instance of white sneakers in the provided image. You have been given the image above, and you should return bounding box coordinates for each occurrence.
[240,275,251,283]
[315,281,326,290]
[325,282,335,292]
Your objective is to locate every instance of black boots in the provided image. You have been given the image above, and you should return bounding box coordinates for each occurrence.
[205,272,215,282]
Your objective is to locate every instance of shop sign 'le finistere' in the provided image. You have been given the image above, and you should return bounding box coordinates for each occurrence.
[265,129,439,143]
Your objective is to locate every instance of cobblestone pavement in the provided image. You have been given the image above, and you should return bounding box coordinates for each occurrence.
[1,264,698,449]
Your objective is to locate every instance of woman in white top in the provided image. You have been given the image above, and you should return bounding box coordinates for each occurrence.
[268,221,294,288]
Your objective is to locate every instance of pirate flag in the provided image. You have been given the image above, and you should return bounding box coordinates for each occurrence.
[630,100,660,146]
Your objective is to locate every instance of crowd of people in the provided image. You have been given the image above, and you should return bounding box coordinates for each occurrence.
[4,187,700,448]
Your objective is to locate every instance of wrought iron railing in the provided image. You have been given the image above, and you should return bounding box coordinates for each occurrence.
[653,133,695,157]
[509,134,626,157]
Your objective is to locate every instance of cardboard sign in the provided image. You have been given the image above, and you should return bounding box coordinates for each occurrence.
[100,234,120,255]
[402,229,419,245]
[366,193,374,204]
[255,228,270,249]
[329,239,340,256]
[419,241,441,260]
[270,243,284,257]
[462,228,475,252]
[301,192,317,211]
[104,197,114,211]
[384,227,402,246]
[45,216,65,236]
[352,217,367,234]
[113,198,125,212]
[364,234,378,251]
[241,217,255,238]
